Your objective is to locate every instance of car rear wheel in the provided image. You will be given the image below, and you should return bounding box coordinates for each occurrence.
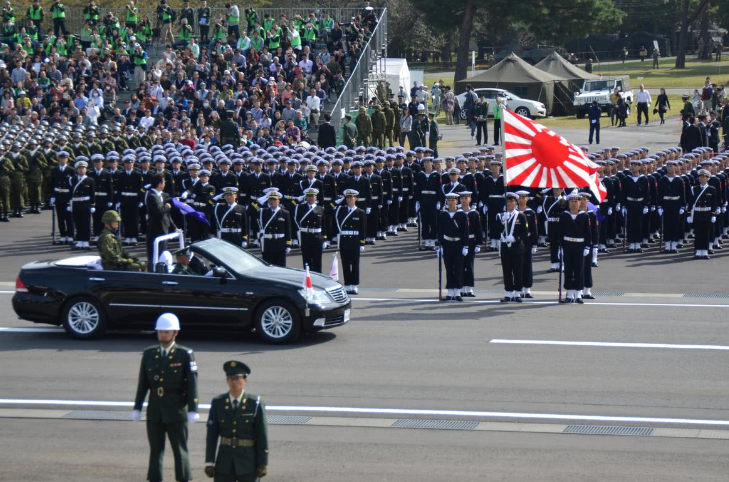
[62,297,107,339]
[515,107,530,118]
[255,299,301,344]
[459,107,467,120]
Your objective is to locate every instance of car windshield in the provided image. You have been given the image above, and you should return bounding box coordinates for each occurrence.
[583,81,610,92]
[194,239,265,274]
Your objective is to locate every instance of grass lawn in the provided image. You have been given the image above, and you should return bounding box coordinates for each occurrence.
[589,57,729,91]
[539,94,684,129]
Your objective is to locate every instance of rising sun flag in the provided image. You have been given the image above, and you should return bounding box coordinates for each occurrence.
[503,109,607,201]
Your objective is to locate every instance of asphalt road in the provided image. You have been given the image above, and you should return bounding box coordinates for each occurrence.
[1,209,729,481]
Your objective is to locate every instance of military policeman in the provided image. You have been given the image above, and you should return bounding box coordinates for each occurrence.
[97,210,146,271]
[294,187,328,273]
[132,313,199,482]
[205,361,269,481]
[437,192,469,301]
[258,190,292,267]
[213,187,248,248]
[335,189,367,294]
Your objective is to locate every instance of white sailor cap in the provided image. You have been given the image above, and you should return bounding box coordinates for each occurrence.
[343,189,359,197]
[303,188,319,196]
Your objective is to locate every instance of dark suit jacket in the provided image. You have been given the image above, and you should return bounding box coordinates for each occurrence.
[681,125,702,152]
[318,122,337,148]
[146,189,177,259]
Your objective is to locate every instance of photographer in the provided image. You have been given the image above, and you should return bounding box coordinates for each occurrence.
[159,0,174,45]
[226,3,239,40]
[131,42,147,86]
[82,0,98,27]
[197,0,210,43]
[125,0,138,30]
[27,0,43,32]
[173,18,192,49]
[50,0,67,37]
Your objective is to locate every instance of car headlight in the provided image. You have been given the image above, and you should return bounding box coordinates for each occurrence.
[299,287,333,305]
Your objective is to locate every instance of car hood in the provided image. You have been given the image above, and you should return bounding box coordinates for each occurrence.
[245,265,341,290]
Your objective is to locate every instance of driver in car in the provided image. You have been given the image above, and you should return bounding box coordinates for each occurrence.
[98,210,147,272]
[171,247,196,275]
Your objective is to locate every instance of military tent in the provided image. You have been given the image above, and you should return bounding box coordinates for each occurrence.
[535,51,600,115]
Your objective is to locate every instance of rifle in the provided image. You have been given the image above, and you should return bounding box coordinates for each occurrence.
[438,244,442,301]
[659,211,664,253]
[622,210,627,252]
[51,204,56,245]
[558,247,563,303]
[417,210,423,250]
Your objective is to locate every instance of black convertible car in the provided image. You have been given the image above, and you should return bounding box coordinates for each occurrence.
[12,238,351,344]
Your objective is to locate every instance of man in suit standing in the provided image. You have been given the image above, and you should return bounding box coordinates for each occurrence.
[317,113,337,148]
[146,173,177,266]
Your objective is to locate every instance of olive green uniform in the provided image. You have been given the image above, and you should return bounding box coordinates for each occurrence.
[342,120,358,149]
[24,148,48,210]
[7,152,29,212]
[384,105,395,147]
[220,119,241,147]
[429,118,440,159]
[370,107,387,148]
[134,343,199,482]
[98,227,146,271]
[171,263,195,275]
[0,155,14,217]
[206,391,269,482]
[355,112,372,147]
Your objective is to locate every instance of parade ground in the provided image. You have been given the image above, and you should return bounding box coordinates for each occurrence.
[1,165,729,482]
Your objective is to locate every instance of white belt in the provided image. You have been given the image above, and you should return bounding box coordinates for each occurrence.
[402,188,409,191]
[443,235,460,242]
[96,192,108,196]
[262,233,286,239]
[548,217,560,222]
[121,192,138,197]
[421,190,437,195]
[300,228,322,233]
[73,196,90,202]
[694,207,712,212]
[663,196,680,200]
[323,197,332,201]
[626,197,643,201]
[284,195,297,199]
[340,230,359,235]
[193,202,206,207]
[489,194,503,198]
[468,234,475,238]
[220,228,242,233]
[563,237,585,242]
[54,188,70,193]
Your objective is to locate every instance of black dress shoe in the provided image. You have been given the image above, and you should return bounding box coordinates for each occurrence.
[512,296,522,303]
[636,248,643,253]
[591,262,598,267]
[454,296,463,302]
[523,293,534,299]
[575,297,584,304]
[583,294,595,300]
[548,268,558,273]
[708,249,715,255]
[464,292,476,297]
[500,297,511,302]
[441,296,452,301]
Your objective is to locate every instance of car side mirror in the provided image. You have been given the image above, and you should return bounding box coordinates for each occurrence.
[212,266,228,282]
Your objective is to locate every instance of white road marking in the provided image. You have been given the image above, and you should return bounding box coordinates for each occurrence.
[490,339,729,351]
[0,327,64,333]
[352,297,729,308]
[1,398,729,426]
[0,291,14,294]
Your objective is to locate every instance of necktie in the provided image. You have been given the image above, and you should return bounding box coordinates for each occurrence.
[233,399,239,412]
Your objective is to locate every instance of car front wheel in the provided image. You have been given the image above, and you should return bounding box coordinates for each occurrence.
[62,297,107,339]
[515,107,530,117]
[458,107,467,120]
[255,299,301,344]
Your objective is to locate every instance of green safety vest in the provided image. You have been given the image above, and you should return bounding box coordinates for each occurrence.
[133,52,146,65]
[267,27,280,49]
[162,9,171,22]
[263,18,272,31]
[80,26,91,41]
[290,30,300,47]
[294,19,304,32]
[51,4,65,19]
[136,28,147,42]
[180,27,191,41]
[84,7,98,21]
[228,9,239,24]
[304,27,316,41]
[56,41,67,56]
[250,36,263,51]
[493,104,502,120]
[322,18,334,30]
[126,7,137,24]
[213,26,226,39]
[29,6,42,21]
[22,42,33,55]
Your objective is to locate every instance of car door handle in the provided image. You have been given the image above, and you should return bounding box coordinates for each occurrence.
[162,281,179,286]
[89,277,105,282]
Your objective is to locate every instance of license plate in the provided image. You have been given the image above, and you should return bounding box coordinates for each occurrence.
[343,309,350,323]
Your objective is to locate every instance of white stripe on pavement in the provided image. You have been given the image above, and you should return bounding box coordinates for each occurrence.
[0,291,14,294]
[352,297,729,308]
[490,339,729,351]
[1,398,729,427]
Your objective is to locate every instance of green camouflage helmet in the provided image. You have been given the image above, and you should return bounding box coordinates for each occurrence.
[101,210,122,224]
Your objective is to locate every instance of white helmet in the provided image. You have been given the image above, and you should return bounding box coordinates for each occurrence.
[155,313,180,331]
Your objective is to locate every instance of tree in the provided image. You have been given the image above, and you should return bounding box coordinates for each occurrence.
[675,0,711,68]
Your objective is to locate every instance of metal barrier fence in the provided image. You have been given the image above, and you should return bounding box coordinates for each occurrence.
[35,7,375,36]
[328,8,387,137]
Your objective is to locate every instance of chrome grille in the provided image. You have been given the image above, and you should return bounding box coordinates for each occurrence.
[327,286,349,304]
[325,315,345,326]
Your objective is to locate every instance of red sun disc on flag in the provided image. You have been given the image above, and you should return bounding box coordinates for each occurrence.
[502,109,604,201]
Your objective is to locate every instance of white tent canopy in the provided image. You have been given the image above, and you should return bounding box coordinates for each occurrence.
[368,58,411,102]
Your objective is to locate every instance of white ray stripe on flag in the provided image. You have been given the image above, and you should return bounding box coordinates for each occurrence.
[504,132,530,144]
[504,148,532,157]
[506,158,537,179]
[506,113,537,137]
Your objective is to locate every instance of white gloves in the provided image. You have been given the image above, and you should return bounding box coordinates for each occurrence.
[90,207,96,213]
[378,204,382,209]
[187,412,200,423]
[506,235,516,243]
[66,205,72,212]
[687,216,693,223]
[50,197,55,206]
[558,248,563,259]
[415,201,420,212]
[536,206,543,214]
[583,247,590,256]
[360,246,365,253]
[607,207,613,215]
[334,197,344,205]
[483,205,488,214]
[615,203,621,211]
[711,216,716,224]
[138,202,143,208]
[397,196,403,202]
[621,207,627,216]
[436,247,442,258]
[436,202,441,210]
[107,202,112,208]
[531,247,537,254]
[322,241,329,249]
[115,202,121,211]
[366,207,371,214]
[241,241,248,248]
[650,206,656,212]
[474,245,481,253]
[131,410,141,422]
[478,201,483,208]
[409,195,413,200]
[657,207,663,216]
[461,246,469,256]
[642,206,649,215]
[387,199,392,205]
[285,247,291,254]
[679,208,685,215]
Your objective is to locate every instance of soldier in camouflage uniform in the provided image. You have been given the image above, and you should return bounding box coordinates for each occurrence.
[370,104,387,149]
[23,138,48,214]
[0,145,14,222]
[355,107,372,147]
[97,210,147,271]
[7,141,29,217]
[384,103,395,148]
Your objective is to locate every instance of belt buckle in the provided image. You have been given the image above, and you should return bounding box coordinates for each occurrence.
[231,438,238,448]
[157,387,164,397]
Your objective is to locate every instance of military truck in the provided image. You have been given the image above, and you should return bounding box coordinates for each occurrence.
[574,75,632,119]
